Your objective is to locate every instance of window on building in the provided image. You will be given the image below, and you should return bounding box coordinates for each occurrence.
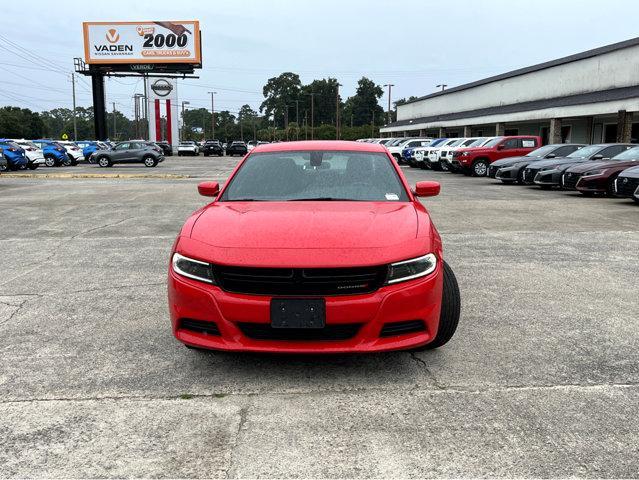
[631,123,639,143]
[504,128,519,136]
[604,124,618,143]
[561,126,572,143]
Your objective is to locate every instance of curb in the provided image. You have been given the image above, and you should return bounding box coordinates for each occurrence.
[0,173,192,179]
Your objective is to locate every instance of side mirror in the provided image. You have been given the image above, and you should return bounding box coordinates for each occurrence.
[592,154,604,160]
[198,181,220,197]
[546,153,556,159]
[414,181,440,197]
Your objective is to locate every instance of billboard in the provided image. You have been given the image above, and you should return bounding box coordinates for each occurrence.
[146,77,179,147]
[83,21,201,64]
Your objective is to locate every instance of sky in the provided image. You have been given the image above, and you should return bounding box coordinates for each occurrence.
[2,0,639,119]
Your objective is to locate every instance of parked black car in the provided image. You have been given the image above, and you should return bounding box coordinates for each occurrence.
[156,141,173,157]
[202,140,224,157]
[614,165,639,203]
[489,144,585,183]
[90,141,164,168]
[226,141,248,157]
[523,144,635,188]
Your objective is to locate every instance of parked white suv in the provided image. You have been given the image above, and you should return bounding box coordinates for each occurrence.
[442,137,496,172]
[58,141,84,165]
[387,138,432,163]
[178,141,199,156]
[11,139,45,170]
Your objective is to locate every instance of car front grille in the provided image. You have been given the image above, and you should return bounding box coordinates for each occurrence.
[237,322,361,341]
[615,176,639,196]
[440,151,447,157]
[562,172,581,189]
[524,167,539,184]
[379,320,426,337]
[214,265,388,296]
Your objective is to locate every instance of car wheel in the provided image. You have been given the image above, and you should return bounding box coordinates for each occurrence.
[411,261,461,351]
[440,160,450,172]
[70,159,78,166]
[44,155,57,167]
[62,156,72,167]
[28,164,38,170]
[143,156,156,168]
[97,157,111,168]
[516,169,525,185]
[579,191,594,197]
[178,152,182,157]
[218,153,223,157]
[471,159,488,177]
[539,184,552,190]
[0,163,7,172]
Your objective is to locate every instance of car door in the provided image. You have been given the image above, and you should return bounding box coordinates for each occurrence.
[111,142,130,162]
[497,138,520,160]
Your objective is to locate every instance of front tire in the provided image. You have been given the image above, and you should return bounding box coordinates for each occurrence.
[28,164,38,170]
[471,159,488,177]
[97,157,111,168]
[62,156,72,167]
[44,155,57,167]
[412,261,461,351]
[143,156,157,168]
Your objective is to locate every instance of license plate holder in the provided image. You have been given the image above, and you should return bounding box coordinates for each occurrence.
[270,298,326,329]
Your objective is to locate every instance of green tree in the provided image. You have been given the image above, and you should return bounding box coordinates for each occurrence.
[0,107,45,138]
[342,77,384,127]
[260,72,302,127]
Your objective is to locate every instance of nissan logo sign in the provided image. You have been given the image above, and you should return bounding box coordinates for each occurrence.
[151,79,173,97]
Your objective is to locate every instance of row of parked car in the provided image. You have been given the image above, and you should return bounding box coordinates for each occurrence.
[358,136,639,203]
[176,140,268,157]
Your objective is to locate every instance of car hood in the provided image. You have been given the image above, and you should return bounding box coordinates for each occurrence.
[456,147,494,155]
[618,165,639,179]
[184,202,431,268]
[527,157,583,169]
[491,156,531,168]
[566,160,639,174]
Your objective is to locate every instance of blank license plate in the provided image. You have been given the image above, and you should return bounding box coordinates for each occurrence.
[270,299,326,329]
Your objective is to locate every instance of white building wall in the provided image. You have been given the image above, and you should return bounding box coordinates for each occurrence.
[397,45,639,121]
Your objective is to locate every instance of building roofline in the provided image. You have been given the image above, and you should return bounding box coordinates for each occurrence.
[401,36,639,106]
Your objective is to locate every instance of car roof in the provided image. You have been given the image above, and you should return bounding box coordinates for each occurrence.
[252,140,387,154]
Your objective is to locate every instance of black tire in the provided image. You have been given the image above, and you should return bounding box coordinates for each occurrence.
[0,163,7,172]
[539,184,552,190]
[203,153,209,157]
[143,156,157,168]
[439,160,450,172]
[218,152,223,157]
[28,164,38,170]
[178,152,182,157]
[44,155,57,167]
[97,156,111,168]
[412,261,461,351]
[61,156,72,167]
[516,169,525,185]
[70,158,78,166]
[471,159,488,177]
[579,191,594,197]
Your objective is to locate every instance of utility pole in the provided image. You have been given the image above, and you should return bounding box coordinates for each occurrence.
[383,83,394,125]
[181,101,190,141]
[133,94,144,139]
[240,110,244,141]
[310,93,315,140]
[208,91,217,139]
[295,99,299,140]
[336,83,342,140]
[284,105,289,141]
[142,75,149,140]
[253,118,256,142]
[70,73,77,141]
[112,102,116,140]
[436,84,448,91]
[304,110,308,140]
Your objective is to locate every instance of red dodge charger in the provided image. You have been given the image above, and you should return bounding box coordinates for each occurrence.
[168,140,460,353]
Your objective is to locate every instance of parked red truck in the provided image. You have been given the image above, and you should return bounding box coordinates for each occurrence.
[451,136,542,176]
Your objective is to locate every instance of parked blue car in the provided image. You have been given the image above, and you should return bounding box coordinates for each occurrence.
[0,139,28,171]
[31,139,70,167]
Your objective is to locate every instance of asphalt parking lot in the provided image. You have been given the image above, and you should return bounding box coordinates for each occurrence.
[1,156,638,477]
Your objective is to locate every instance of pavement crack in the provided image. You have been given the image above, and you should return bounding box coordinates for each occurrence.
[0,299,28,326]
[409,352,445,390]
[225,402,252,479]
[70,217,134,239]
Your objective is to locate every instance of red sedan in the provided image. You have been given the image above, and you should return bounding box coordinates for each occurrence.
[168,141,460,353]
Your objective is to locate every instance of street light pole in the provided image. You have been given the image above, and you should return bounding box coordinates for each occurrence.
[383,83,394,126]
[295,99,299,140]
[310,92,315,140]
[336,83,342,140]
[112,102,116,140]
[436,84,448,91]
[208,91,217,140]
[71,73,77,141]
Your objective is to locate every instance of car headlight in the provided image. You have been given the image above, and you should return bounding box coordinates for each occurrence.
[386,254,437,284]
[461,152,469,157]
[172,253,216,284]
[584,169,605,176]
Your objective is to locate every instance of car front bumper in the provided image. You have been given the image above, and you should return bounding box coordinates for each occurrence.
[533,169,562,186]
[494,166,519,181]
[168,264,444,353]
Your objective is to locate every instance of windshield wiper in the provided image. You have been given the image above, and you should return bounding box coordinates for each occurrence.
[226,198,261,202]
[288,197,354,201]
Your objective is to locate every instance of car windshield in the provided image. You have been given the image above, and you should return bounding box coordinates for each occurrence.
[526,145,558,157]
[430,139,447,147]
[221,150,409,202]
[449,139,465,147]
[567,145,602,158]
[483,137,505,147]
[611,146,639,161]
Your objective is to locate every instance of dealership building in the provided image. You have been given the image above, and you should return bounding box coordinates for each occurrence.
[380,37,639,144]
